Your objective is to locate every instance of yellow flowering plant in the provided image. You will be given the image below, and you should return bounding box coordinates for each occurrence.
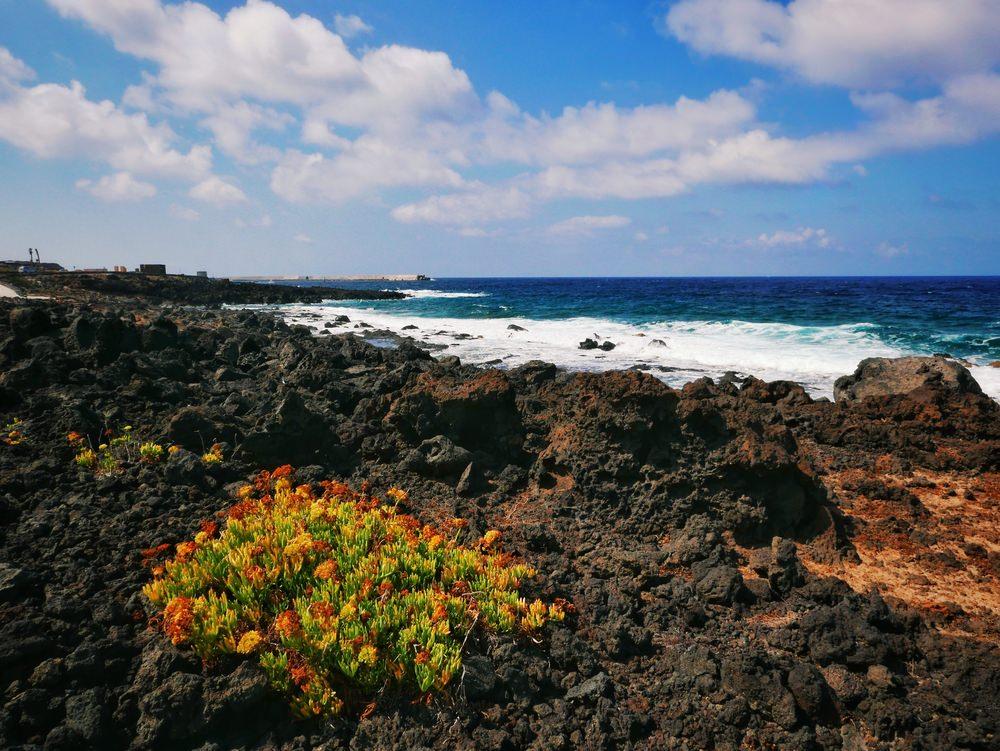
[143,466,567,718]
[2,417,26,446]
[68,427,167,475]
[202,443,224,464]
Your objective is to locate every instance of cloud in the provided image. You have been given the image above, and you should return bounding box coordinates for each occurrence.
[754,227,831,248]
[0,47,35,87]
[663,0,1000,89]
[48,0,474,125]
[391,185,531,226]
[47,0,478,202]
[271,139,463,203]
[170,203,200,220]
[199,102,293,164]
[23,3,1000,230]
[300,118,351,149]
[877,241,909,258]
[455,227,493,238]
[333,13,372,39]
[402,73,1000,212]
[547,215,632,237]
[477,89,756,166]
[848,73,1000,152]
[0,50,210,180]
[235,213,273,228]
[293,233,314,244]
[76,171,157,201]
[189,175,247,205]
[927,194,973,210]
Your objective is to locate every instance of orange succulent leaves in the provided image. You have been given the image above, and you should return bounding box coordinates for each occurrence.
[143,468,565,718]
[162,597,195,645]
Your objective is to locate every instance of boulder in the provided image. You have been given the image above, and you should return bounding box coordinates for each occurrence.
[461,655,497,700]
[241,390,335,466]
[214,365,248,382]
[63,688,107,744]
[402,435,473,478]
[768,537,806,597]
[164,449,206,486]
[9,307,51,340]
[135,672,205,748]
[693,563,745,606]
[455,461,483,496]
[786,663,835,722]
[565,672,613,702]
[0,564,32,603]
[168,407,218,449]
[578,338,615,351]
[65,315,97,350]
[141,316,179,352]
[833,356,982,402]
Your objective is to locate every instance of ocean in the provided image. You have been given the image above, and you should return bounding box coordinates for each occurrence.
[269,277,1000,400]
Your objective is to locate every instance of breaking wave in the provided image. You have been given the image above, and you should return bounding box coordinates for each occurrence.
[387,289,490,299]
[276,304,944,399]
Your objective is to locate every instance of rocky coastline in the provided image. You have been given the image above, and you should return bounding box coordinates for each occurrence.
[0,272,406,306]
[0,294,998,750]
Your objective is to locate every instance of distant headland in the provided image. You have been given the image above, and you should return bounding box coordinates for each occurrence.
[230,274,429,282]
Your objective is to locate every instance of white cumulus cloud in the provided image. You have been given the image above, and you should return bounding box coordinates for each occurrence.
[13,2,1000,232]
[754,227,831,248]
[333,13,372,39]
[0,51,210,180]
[391,185,531,226]
[271,139,463,203]
[877,241,909,258]
[76,171,157,201]
[0,47,35,87]
[663,0,1000,89]
[547,215,632,237]
[170,203,200,220]
[189,175,247,205]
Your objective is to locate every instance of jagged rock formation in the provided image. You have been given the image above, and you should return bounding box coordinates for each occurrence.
[0,300,997,750]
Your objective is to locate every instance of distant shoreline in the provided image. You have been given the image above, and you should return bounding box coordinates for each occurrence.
[231,274,429,282]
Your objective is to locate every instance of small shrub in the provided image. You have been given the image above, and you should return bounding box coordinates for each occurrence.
[69,427,166,475]
[140,442,166,462]
[144,467,566,718]
[75,447,98,469]
[2,418,25,446]
[201,443,224,464]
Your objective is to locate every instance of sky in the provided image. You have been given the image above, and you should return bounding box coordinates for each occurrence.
[0,0,998,277]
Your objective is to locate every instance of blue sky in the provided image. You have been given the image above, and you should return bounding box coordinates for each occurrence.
[0,0,998,276]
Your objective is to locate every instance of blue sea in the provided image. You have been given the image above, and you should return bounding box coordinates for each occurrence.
[272,277,1000,399]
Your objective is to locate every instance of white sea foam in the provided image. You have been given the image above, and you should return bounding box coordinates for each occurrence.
[969,364,1000,398]
[275,302,1000,400]
[386,289,489,299]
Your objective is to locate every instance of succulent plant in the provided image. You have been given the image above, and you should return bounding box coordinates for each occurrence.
[143,466,566,717]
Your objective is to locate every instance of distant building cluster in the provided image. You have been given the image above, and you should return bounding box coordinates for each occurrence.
[1,249,209,278]
[0,259,65,274]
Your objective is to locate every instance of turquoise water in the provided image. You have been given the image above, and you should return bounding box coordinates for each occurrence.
[275,277,1000,398]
